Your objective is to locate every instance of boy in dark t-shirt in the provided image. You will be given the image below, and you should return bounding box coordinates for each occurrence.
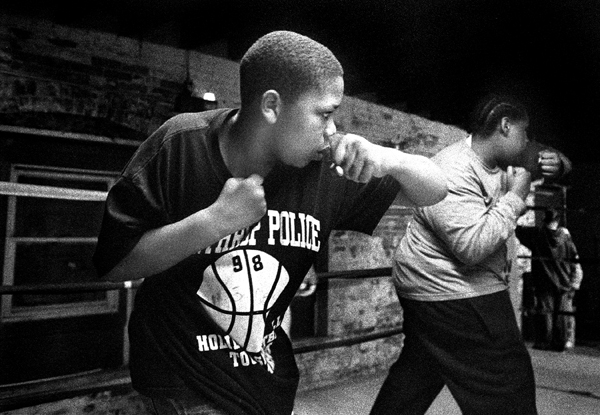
[93,31,448,415]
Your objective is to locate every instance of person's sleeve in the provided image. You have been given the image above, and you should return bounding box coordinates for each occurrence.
[423,170,526,266]
[93,175,166,277]
[334,175,401,234]
[563,228,584,289]
[572,261,584,290]
[558,151,572,177]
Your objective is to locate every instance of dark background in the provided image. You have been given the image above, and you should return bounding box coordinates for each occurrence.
[2,0,600,163]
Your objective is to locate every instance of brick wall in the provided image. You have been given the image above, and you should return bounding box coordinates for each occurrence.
[0,14,240,138]
[0,13,467,414]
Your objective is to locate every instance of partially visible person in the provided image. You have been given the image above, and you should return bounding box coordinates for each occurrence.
[516,208,583,351]
[370,94,571,415]
[93,30,447,415]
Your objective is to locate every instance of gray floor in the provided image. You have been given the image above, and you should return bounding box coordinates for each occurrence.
[294,344,600,415]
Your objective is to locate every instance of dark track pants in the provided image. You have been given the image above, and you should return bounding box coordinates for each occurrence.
[370,290,537,415]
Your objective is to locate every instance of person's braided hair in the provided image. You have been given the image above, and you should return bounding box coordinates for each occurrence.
[469,94,528,137]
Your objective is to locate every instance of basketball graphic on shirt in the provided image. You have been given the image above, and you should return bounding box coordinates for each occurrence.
[197,249,289,353]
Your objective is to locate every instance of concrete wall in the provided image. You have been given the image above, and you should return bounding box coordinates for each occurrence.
[0,13,467,414]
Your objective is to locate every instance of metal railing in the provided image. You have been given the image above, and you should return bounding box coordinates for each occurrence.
[0,267,400,411]
[0,268,401,352]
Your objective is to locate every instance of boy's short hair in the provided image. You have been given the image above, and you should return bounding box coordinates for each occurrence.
[240,31,344,105]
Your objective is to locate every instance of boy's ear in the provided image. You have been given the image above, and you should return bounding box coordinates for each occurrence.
[261,90,282,124]
[500,116,511,136]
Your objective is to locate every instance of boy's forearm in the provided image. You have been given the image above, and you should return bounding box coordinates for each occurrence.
[380,148,448,206]
[102,209,225,282]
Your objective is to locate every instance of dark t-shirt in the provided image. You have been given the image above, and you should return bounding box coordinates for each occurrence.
[93,109,400,415]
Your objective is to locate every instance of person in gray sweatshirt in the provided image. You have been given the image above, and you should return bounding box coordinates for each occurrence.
[371,94,571,415]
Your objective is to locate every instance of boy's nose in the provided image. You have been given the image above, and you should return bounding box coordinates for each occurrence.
[324,119,336,138]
